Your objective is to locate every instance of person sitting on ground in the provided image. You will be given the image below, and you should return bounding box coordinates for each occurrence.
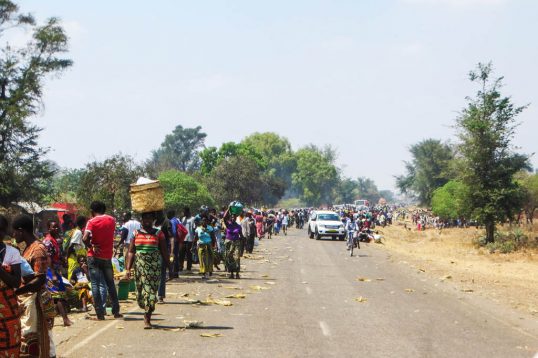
[70,255,92,312]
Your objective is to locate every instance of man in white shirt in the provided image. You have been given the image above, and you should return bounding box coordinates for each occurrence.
[180,207,195,272]
[118,212,140,257]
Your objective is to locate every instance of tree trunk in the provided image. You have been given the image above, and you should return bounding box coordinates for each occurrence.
[485,220,495,243]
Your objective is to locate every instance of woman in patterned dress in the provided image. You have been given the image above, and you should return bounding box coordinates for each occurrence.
[0,215,22,357]
[12,214,53,358]
[125,212,169,329]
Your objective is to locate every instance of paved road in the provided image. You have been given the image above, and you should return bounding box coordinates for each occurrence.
[56,228,538,358]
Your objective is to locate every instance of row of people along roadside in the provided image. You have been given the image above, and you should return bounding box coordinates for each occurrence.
[0,201,306,357]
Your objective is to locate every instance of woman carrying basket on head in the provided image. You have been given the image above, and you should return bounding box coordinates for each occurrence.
[125,211,169,329]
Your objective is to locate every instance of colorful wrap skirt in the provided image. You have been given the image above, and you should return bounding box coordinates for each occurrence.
[197,244,213,274]
[0,282,20,357]
[224,240,241,273]
[134,250,162,314]
[19,291,50,358]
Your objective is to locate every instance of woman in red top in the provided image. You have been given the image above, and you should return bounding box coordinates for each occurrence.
[126,212,169,329]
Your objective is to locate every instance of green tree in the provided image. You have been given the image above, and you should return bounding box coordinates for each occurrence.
[206,155,265,207]
[516,171,538,224]
[77,154,142,215]
[431,180,469,220]
[456,63,529,243]
[148,125,207,175]
[292,146,338,206]
[158,170,214,212]
[334,178,360,204]
[356,177,381,204]
[0,2,72,206]
[45,168,85,203]
[379,190,396,203]
[395,139,454,206]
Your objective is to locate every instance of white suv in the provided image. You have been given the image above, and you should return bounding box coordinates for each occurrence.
[308,210,345,240]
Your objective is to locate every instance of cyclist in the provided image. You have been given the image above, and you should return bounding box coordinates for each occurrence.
[345,216,358,250]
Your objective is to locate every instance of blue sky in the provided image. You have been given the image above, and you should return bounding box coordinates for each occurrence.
[17,0,538,191]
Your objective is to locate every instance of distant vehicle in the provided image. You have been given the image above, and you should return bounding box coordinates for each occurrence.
[354,199,369,208]
[308,210,345,241]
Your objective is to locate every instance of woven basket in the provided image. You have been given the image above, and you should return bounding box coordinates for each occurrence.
[130,181,165,213]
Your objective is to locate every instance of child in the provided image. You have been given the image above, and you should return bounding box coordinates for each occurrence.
[70,256,92,312]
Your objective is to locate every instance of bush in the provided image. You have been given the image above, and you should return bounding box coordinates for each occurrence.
[476,228,535,253]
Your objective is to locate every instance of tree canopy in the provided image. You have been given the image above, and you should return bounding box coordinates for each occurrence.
[148,125,207,174]
[159,170,214,213]
[431,180,469,220]
[396,139,454,206]
[456,63,529,242]
[0,2,72,206]
[77,154,142,215]
[292,146,339,206]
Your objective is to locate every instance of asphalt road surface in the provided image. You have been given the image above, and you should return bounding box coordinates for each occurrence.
[55,228,538,358]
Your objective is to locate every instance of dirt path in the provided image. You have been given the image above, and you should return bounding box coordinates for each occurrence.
[377,224,538,317]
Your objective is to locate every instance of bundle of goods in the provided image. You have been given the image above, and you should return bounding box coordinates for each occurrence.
[130,177,164,213]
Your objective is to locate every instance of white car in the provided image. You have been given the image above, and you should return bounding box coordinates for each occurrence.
[307,210,346,240]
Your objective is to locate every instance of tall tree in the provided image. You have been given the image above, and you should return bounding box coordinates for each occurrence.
[356,177,381,204]
[77,154,142,215]
[148,125,207,175]
[0,2,72,206]
[292,146,338,206]
[456,63,529,243]
[205,155,264,206]
[395,139,454,206]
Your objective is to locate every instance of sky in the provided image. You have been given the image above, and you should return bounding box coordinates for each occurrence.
[14,0,538,191]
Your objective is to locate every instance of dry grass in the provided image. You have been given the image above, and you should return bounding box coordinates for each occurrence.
[376,223,538,316]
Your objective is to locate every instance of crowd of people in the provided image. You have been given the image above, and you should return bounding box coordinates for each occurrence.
[0,200,310,356]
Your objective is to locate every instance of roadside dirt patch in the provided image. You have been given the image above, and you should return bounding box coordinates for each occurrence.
[377,224,538,316]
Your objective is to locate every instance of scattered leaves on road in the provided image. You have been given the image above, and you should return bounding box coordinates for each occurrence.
[405,288,415,293]
[461,289,474,293]
[354,297,368,303]
[225,294,246,299]
[357,277,371,282]
[440,275,452,281]
[200,333,224,338]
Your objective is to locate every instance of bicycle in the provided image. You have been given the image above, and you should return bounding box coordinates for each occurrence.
[348,231,360,257]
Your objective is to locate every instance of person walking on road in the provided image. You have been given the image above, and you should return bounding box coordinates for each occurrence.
[224,213,244,279]
[180,207,195,273]
[281,212,289,236]
[168,210,187,278]
[241,211,256,254]
[125,211,169,329]
[82,201,123,320]
[194,217,215,280]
